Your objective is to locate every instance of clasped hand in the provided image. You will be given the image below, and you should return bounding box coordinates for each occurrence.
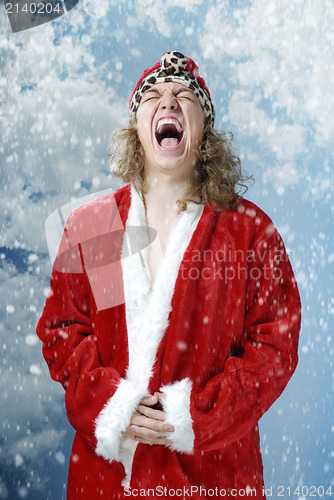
[123,392,174,446]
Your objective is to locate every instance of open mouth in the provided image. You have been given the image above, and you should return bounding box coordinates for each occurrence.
[155,118,183,149]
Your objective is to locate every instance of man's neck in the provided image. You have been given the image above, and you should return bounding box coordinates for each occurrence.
[143,170,191,215]
[144,178,189,214]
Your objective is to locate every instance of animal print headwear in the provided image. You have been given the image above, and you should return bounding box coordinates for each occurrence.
[129,51,215,126]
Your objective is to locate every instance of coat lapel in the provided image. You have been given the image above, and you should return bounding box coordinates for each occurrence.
[122,183,205,380]
[118,183,204,487]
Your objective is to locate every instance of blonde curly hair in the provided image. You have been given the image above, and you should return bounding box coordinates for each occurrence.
[108,117,251,213]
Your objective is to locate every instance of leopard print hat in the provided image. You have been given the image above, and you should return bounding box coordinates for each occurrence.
[129,51,215,126]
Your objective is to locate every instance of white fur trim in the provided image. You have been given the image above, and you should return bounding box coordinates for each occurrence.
[119,438,138,490]
[95,184,203,483]
[160,378,195,453]
[95,379,140,461]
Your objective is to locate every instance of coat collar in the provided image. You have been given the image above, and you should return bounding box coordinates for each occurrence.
[118,183,204,487]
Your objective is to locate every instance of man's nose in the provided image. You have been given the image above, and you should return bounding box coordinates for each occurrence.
[159,94,179,111]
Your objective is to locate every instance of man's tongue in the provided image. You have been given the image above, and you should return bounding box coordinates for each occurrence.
[160,137,179,148]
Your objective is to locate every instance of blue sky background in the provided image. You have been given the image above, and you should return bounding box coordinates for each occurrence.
[0,0,333,498]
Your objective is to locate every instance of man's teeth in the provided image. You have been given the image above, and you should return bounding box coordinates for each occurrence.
[156,118,183,134]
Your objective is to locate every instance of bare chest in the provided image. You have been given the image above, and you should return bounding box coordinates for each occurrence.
[145,211,179,288]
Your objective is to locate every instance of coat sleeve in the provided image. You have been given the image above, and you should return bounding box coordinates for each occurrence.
[36,260,124,453]
[36,211,138,458]
[161,225,301,453]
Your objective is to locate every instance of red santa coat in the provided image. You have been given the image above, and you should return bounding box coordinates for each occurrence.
[36,183,301,500]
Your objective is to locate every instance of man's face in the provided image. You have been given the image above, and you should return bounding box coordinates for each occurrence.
[136,82,205,177]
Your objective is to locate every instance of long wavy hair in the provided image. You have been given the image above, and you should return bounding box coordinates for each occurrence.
[108,117,251,213]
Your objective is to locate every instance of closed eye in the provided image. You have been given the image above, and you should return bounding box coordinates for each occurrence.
[142,95,159,103]
[177,92,195,101]
[178,95,194,101]
[142,91,160,102]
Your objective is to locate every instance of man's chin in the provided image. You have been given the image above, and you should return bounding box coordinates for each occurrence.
[155,159,183,171]
[154,157,197,176]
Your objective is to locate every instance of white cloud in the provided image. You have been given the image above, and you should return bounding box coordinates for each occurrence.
[0,23,126,252]
[229,90,306,161]
[200,0,334,158]
[263,162,300,192]
[134,0,204,37]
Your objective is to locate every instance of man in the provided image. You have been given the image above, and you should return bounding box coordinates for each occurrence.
[37,51,301,499]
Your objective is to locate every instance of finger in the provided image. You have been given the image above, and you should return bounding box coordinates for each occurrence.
[139,393,159,406]
[123,428,136,440]
[134,436,173,446]
[123,421,155,442]
[130,414,174,434]
[136,404,166,421]
[130,424,173,441]
[157,391,165,401]
[125,429,172,446]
